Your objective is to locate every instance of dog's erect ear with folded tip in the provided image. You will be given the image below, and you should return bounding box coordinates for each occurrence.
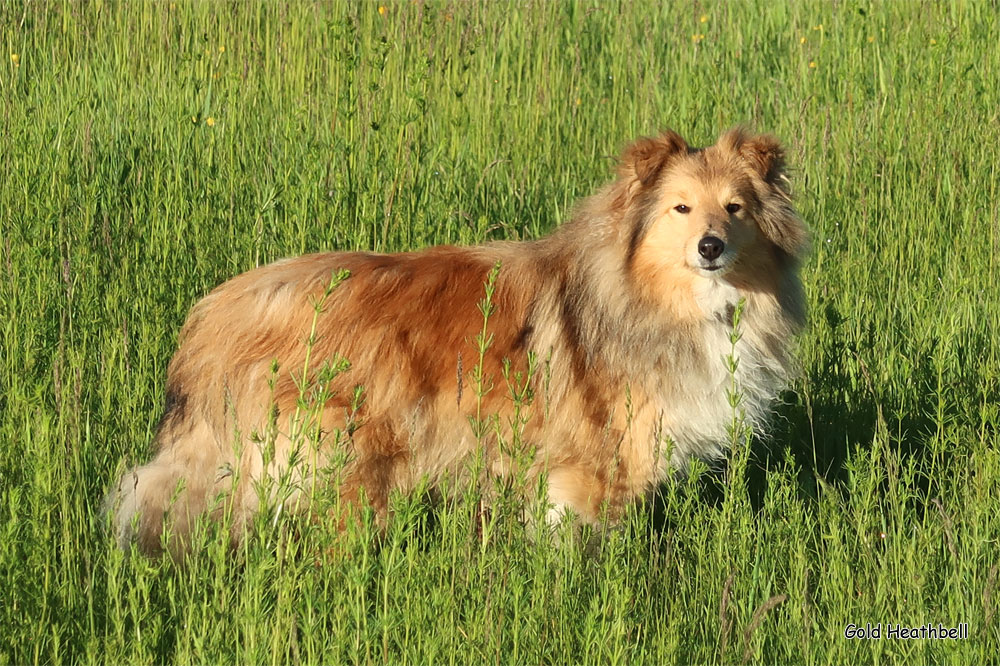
[618,130,690,187]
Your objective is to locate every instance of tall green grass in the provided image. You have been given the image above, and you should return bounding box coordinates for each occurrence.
[2,1,998,663]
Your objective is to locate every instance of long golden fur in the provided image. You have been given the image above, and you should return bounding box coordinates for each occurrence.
[109,128,807,556]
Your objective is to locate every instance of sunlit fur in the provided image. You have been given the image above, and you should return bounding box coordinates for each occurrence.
[108,128,807,556]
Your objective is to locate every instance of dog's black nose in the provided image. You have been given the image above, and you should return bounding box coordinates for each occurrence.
[698,236,725,261]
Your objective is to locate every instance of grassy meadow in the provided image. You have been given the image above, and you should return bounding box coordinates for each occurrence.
[2,0,999,663]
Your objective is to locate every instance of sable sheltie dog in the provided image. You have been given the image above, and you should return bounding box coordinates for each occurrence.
[108,128,807,556]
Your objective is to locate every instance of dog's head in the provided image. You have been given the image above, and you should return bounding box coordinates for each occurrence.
[620,128,807,284]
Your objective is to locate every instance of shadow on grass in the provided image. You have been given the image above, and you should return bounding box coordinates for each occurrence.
[650,297,983,531]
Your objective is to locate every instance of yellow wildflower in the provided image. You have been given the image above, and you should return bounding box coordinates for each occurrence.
[930,38,937,45]
[218,45,225,54]
[699,14,708,23]
[809,61,817,69]
[378,5,387,15]
[10,53,18,66]
[206,117,216,127]
[800,37,806,44]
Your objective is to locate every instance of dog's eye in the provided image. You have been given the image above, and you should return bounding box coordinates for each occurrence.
[725,203,742,214]
[674,204,690,214]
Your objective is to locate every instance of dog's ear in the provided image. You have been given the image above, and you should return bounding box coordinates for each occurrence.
[618,130,689,186]
[721,128,789,191]
[723,128,807,258]
[739,133,787,188]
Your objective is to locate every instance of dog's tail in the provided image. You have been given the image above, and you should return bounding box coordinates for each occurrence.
[105,455,227,557]
[105,420,234,557]
[106,461,183,555]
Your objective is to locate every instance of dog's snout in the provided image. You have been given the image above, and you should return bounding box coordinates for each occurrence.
[698,236,725,261]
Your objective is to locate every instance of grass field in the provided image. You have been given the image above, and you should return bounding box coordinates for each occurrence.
[2,1,999,663]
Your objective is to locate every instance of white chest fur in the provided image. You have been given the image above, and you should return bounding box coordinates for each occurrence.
[692,275,742,320]
[658,276,787,467]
